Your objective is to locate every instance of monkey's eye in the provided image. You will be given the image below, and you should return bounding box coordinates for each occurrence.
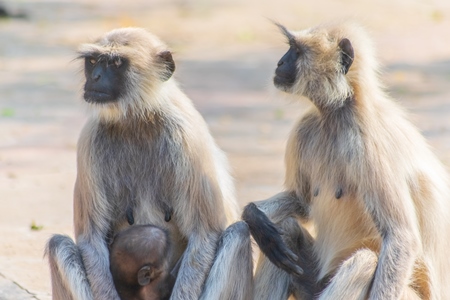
[114,58,122,68]
[89,58,97,65]
[288,39,297,48]
[288,42,301,55]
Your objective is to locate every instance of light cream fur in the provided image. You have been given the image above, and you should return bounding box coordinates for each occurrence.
[269,21,450,299]
[78,28,180,122]
[46,28,251,300]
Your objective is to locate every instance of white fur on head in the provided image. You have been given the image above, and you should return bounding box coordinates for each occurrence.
[78,28,176,122]
[278,21,381,111]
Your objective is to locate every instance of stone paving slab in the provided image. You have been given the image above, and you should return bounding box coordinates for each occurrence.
[0,273,36,300]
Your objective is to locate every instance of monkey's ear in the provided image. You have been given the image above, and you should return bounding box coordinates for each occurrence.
[338,38,354,75]
[157,50,176,81]
[273,21,295,42]
[137,266,154,286]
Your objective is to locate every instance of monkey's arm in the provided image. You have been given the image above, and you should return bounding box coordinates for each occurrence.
[169,160,225,300]
[242,191,309,276]
[77,237,119,300]
[170,230,221,299]
[73,177,121,300]
[251,191,310,222]
[363,171,420,300]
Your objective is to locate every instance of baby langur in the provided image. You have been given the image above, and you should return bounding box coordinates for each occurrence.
[243,21,450,300]
[110,225,173,300]
[46,28,253,300]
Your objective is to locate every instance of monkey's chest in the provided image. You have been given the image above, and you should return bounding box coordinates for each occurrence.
[92,129,179,224]
[97,140,186,262]
[93,125,177,191]
[298,134,379,275]
[96,142,163,193]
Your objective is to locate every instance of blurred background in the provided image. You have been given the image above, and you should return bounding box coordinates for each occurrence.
[0,0,449,299]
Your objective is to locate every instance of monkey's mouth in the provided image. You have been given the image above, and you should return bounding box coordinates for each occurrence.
[273,71,296,88]
[84,90,117,104]
[273,75,296,90]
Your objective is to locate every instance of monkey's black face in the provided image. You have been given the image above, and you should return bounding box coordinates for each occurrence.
[274,45,300,89]
[83,54,129,104]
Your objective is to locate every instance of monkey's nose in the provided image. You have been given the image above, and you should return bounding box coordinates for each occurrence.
[277,60,284,67]
[91,70,102,82]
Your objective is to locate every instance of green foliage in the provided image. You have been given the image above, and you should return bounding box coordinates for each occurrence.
[30,221,43,231]
[431,10,444,23]
[274,108,284,120]
[1,108,14,117]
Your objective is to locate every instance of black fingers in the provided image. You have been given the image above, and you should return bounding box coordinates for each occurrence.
[242,203,304,276]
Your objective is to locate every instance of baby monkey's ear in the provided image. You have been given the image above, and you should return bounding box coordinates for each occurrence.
[137,265,155,286]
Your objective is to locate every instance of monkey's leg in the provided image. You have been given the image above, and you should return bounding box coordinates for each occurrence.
[45,234,93,300]
[243,192,309,276]
[285,219,316,300]
[318,249,421,300]
[254,252,291,300]
[243,195,317,300]
[200,221,253,300]
[317,249,376,300]
[252,216,316,300]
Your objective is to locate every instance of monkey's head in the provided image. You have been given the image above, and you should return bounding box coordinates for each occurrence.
[77,28,176,119]
[273,22,377,109]
[110,225,172,299]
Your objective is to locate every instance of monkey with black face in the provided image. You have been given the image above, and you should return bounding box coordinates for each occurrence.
[46,28,253,300]
[243,21,450,299]
[109,225,174,300]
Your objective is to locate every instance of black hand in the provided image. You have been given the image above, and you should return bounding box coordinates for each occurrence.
[242,203,304,276]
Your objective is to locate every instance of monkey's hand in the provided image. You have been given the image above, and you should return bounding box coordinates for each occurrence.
[242,202,304,276]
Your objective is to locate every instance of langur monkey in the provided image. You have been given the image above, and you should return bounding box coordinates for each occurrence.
[46,28,253,300]
[243,21,450,300]
[109,225,174,300]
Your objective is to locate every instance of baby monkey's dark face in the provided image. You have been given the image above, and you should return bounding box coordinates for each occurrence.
[83,54,129,104]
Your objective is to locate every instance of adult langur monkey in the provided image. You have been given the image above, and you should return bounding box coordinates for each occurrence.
[46,28,253,300]
[242,21,450,300]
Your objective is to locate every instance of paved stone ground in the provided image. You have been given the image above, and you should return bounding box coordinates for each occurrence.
[0,0,449,299]
[0,274,36,300]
